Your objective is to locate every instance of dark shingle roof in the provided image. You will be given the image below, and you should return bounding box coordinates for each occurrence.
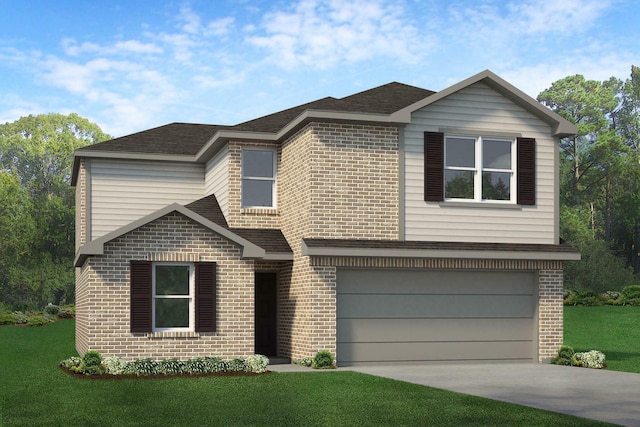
[185,195,292,254]
[79,82,435,156]
[79,123,226,155]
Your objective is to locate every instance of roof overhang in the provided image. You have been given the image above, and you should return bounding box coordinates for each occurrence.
[74,203,293,267]
[301,239,581,261]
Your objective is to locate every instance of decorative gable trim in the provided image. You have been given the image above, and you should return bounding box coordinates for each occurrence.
[74,203,267,267]
[392,70,577,138]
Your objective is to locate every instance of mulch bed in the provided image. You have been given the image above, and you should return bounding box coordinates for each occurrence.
[60,366,271,380]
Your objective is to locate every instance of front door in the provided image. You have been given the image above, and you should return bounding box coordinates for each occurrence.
[255,272,277,356]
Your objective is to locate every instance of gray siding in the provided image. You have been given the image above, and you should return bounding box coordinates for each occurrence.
[403,82,557,244]
[204,145,229,219]
[89,159,204,240]
[336,268,537,365]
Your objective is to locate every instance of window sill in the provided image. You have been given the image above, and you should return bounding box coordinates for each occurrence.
[241,207,279,215]
[438,201,523,210]
[145,331,201,339]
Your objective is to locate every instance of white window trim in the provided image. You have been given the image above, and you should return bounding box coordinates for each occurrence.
[152,262,194,332]
[444,135,516,203]
[241,148,277,209]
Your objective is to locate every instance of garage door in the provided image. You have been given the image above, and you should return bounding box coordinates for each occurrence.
[336,269,537,366]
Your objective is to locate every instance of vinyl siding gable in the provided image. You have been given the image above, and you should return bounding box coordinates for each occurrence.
[403,82,557,244]
[205,145,229,220]
[89,159,205,240]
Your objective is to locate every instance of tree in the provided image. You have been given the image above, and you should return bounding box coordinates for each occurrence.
[0,114,110,308]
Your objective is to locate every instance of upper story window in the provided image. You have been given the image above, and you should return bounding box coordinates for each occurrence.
[242,148,276,208]
[153,263,194,332]
[424,132,536,206]
[444,136,515,202]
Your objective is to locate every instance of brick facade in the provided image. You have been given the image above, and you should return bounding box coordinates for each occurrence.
[76,213,255,361]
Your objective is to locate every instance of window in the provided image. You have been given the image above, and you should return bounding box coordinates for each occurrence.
[242,148,276,208]
[130,261,216,334]
[153,263,193,331]
[424,132,536,205]
[444,135,515,202]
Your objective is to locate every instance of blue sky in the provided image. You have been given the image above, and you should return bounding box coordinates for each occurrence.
[0,0,638,137]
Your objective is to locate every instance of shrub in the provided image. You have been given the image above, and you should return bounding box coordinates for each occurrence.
[551,346,575,366]
[621,285,640,306]
[312,350,335,369]
[104,357,128,375]
[157,358,186,375]
[226,358,246,372]
[59,356,82,369]
[57,305,76,318]
[26,315,53,326]
[125,358,159,376]
[245,355,269,373]
[572,350,605,369]
[13,312,28,324]
[0,312,18,325]
[202,356,226,373]
[44,304,60,315]
[294,357,313,367]
[81,350,106,375]
[185,358,209,374]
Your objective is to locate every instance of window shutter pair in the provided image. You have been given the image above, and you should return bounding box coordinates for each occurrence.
[423,132,536,205]
[129,261,217,333]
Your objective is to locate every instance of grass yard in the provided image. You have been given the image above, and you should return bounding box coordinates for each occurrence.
[0,321,611,426]
[564,305,640,373]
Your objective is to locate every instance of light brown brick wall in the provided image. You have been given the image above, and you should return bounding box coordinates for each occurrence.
[276,122,401,360]
[76,212,255,361]
[538,269,564,361]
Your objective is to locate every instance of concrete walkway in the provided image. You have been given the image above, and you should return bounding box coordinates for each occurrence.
[348,363,640,426]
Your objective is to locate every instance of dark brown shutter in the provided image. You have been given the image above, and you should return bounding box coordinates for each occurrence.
[424,131,444,201]
[130,261,152,333]
[195,262,216,332]
[517,137,536,205]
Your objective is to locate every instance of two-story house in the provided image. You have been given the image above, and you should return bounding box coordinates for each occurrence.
[72,70,579,366]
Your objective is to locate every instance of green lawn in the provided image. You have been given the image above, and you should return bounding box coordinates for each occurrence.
[564,305,640,373]
[0,321,610,426]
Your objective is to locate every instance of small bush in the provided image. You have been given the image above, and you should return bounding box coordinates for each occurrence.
[226,358,246,372]
[126,358,160,376]
[58,305,76,318]
[312,350,335,369]
[13,312,28,324]
[202,356,227,373]
[26,315,53,327]
[158,358,186,375]
[294,357,313,367]
[572,350,605,369]
[245,355,269,373]
[551,346,575,366]
[185,358,209,374]
[83,350,103,367]
[59,357,82,369]
[0,312,18,325]
[44,304,60,315]
[104,357,128,375]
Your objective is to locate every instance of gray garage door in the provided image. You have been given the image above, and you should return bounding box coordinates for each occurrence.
[336,269,537,366]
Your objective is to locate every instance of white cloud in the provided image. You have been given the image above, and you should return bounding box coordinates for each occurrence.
[248,0,431,69]
[509,0,612,35]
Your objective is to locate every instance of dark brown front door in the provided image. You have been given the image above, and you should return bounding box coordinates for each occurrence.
[255,272,277,356]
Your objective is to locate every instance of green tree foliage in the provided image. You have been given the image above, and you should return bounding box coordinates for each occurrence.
[0,114,110,308]
[539,67,640,291]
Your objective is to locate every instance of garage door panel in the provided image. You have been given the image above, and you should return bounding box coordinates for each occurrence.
[336,268,537,365]
[337,294,534,318]
[338,341,534,364]
[337,318,534,343]
[338,269,535,295]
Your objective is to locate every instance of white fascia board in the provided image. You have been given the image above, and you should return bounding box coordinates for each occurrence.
[301,242,581,261]
[74,203,266,267]
[390,70,577,138]
[73,150,197,163]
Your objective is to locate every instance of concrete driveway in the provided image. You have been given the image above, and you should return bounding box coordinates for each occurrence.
[348,363,640,426]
